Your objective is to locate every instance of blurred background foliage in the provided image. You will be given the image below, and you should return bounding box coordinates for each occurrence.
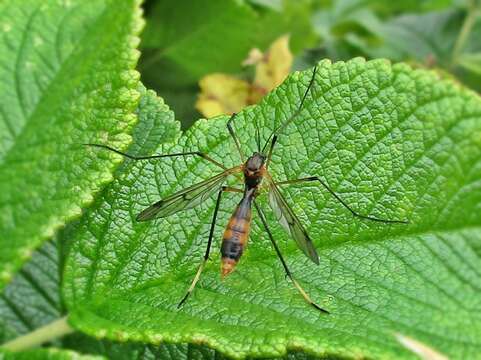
[139,0,481,128]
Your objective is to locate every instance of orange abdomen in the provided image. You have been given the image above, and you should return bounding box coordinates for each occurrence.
[221,196,252,277]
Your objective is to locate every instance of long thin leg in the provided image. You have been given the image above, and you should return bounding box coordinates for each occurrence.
[275,177,409,224]
[178,186,242,307]
[227,113,244,161]
[253,201,329,314]
[84,143,227,171]
[262,65,318,153]
[274,64,318,135]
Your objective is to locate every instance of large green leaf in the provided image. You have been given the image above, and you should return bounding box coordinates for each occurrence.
[0,0,143,290]
[64,58,481,359]
[0,87,313,359]
[0,87,177,345]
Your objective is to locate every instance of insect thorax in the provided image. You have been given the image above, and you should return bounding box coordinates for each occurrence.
[244,152,266,189]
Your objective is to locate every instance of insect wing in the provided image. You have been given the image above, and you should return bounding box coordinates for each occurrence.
[267,178,320,264]
[137,166,241,221]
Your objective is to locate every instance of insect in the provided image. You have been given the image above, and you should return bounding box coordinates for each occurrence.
[86,65,407,314]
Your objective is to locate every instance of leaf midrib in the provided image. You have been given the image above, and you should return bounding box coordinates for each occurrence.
[13,4,41,122]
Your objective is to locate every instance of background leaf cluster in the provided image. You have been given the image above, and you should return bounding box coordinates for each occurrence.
[139,0,481,127]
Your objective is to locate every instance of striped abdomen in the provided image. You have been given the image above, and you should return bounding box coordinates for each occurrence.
[221,189,254,277]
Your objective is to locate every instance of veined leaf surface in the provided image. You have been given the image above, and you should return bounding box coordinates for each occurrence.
[1,88,316,359]
[64,59,481,359]
[0,0,143,289]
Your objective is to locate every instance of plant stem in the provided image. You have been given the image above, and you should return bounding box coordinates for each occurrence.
[0,316,73,351]
[451,0,480,68]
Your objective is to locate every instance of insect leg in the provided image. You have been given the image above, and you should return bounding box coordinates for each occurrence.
[226,113,245,161]
[262,65,318,154]
[177,186,242,307]
[275,177,409,224]
[253,201,329,314]
[83,143,227,170]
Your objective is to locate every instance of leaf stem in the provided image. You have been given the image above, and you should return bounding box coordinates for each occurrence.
[451,0,480,68]
[0,316,73,351]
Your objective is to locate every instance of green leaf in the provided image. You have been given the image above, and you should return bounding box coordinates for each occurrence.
[359,9,464,64]
[347,8,481,69]
[0,89,185,357]
[0,211,316,358]
[0,236,213,359]
[247,0,283,12]
[0,240,63,344]
[0,85,314,359]
[361,8,481,94]
[311,0,387,61]
[0,0,143,290]
[0,348,104,360]
[62,86,322,360]
[64,58,481,359]
[0,87,179,344]
[314,3,481,94]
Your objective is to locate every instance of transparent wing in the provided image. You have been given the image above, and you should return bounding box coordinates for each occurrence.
[137,166,241,221]
[267,176,319,264]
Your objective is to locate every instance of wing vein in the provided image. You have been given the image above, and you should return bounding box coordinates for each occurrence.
[266,174,319,264]
[137,166,242,221]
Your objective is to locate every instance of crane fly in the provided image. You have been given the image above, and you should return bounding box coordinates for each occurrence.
[86,65,408,314]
